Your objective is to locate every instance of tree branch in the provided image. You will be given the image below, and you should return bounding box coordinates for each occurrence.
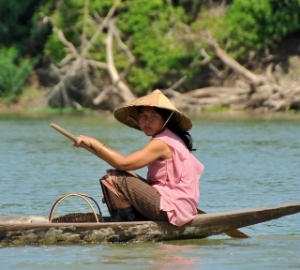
[81,0,122,57]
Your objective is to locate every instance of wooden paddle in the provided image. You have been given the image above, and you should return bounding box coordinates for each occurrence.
[51,123,98,155]
[50,123,250,238]
[196,208,249,238]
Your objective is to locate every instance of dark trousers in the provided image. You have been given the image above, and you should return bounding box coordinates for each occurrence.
[100,170,168,221]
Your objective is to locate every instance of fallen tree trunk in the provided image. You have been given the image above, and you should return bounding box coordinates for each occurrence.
[173,31,300,112]
[43,0,136,110]
[164,83,300,113]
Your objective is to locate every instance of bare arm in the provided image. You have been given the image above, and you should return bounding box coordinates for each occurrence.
[74,135,172,171]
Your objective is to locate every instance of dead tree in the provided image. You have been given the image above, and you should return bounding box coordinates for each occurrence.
[167,31,300,112]
[43,0,135,110]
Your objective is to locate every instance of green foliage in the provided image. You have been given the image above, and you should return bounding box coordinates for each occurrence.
[0,0,51,56]
[43,0,201,95]
[3,0,300,110]
[191,5,224,36]
[220,0,300,57]
[44,34,67,63]
[0,47,34,98]
[44,0,103,61]
[190,5,225,59]
[37,107,93,115]
[0,1,32,48]
[206,104,229,113]
[114,0,198,94]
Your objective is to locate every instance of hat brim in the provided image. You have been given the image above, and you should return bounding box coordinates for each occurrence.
[113,90,192,131]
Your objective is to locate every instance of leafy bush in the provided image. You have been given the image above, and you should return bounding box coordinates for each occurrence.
[220,0,300,57]
[45,0,300,95]
[0,47,33,98]
[0,0,51,57]
[43,0,202,95]
[116,1,193,94]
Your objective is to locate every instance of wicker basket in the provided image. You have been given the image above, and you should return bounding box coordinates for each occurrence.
[49,193,103,223]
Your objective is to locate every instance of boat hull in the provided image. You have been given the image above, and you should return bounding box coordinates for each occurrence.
[0,202,299,245]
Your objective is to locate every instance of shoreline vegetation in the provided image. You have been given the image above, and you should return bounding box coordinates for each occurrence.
[1,87,299,121]
[1,1,300,116]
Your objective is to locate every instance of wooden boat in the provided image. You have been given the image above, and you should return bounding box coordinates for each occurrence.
[2,125,297,245]
[0,202,299,245]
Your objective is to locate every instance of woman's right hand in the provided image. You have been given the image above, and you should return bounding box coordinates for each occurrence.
[73,135,93,148]
[74,135,102,150]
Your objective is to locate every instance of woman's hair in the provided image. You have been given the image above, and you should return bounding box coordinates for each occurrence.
[154,107,196,152]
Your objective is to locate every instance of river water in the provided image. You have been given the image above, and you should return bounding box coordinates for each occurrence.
[0,113,299,269]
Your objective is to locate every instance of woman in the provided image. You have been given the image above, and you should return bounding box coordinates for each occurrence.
[74,89,204,226]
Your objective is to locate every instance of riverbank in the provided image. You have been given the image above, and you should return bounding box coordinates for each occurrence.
[0,88,103,118]
[1,87,300,121]
[0,88,47,117]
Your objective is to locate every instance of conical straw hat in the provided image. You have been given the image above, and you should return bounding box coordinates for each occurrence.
[114,89,192,131]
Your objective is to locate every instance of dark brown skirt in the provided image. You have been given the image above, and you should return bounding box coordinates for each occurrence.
[100,169,168,221]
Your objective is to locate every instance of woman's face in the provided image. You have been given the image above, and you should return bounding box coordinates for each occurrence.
[138,106,165,136]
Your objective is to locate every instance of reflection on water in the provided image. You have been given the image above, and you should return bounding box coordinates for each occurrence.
[0,114,299,269]
[152,244,202,269]
[1,236,300,270]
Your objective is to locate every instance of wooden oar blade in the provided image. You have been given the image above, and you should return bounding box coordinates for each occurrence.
[197,208,250,238]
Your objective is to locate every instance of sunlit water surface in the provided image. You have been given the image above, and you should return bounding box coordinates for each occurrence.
[0,114,299,269]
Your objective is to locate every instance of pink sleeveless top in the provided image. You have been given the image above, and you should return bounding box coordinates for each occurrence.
[147,128,204,226]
